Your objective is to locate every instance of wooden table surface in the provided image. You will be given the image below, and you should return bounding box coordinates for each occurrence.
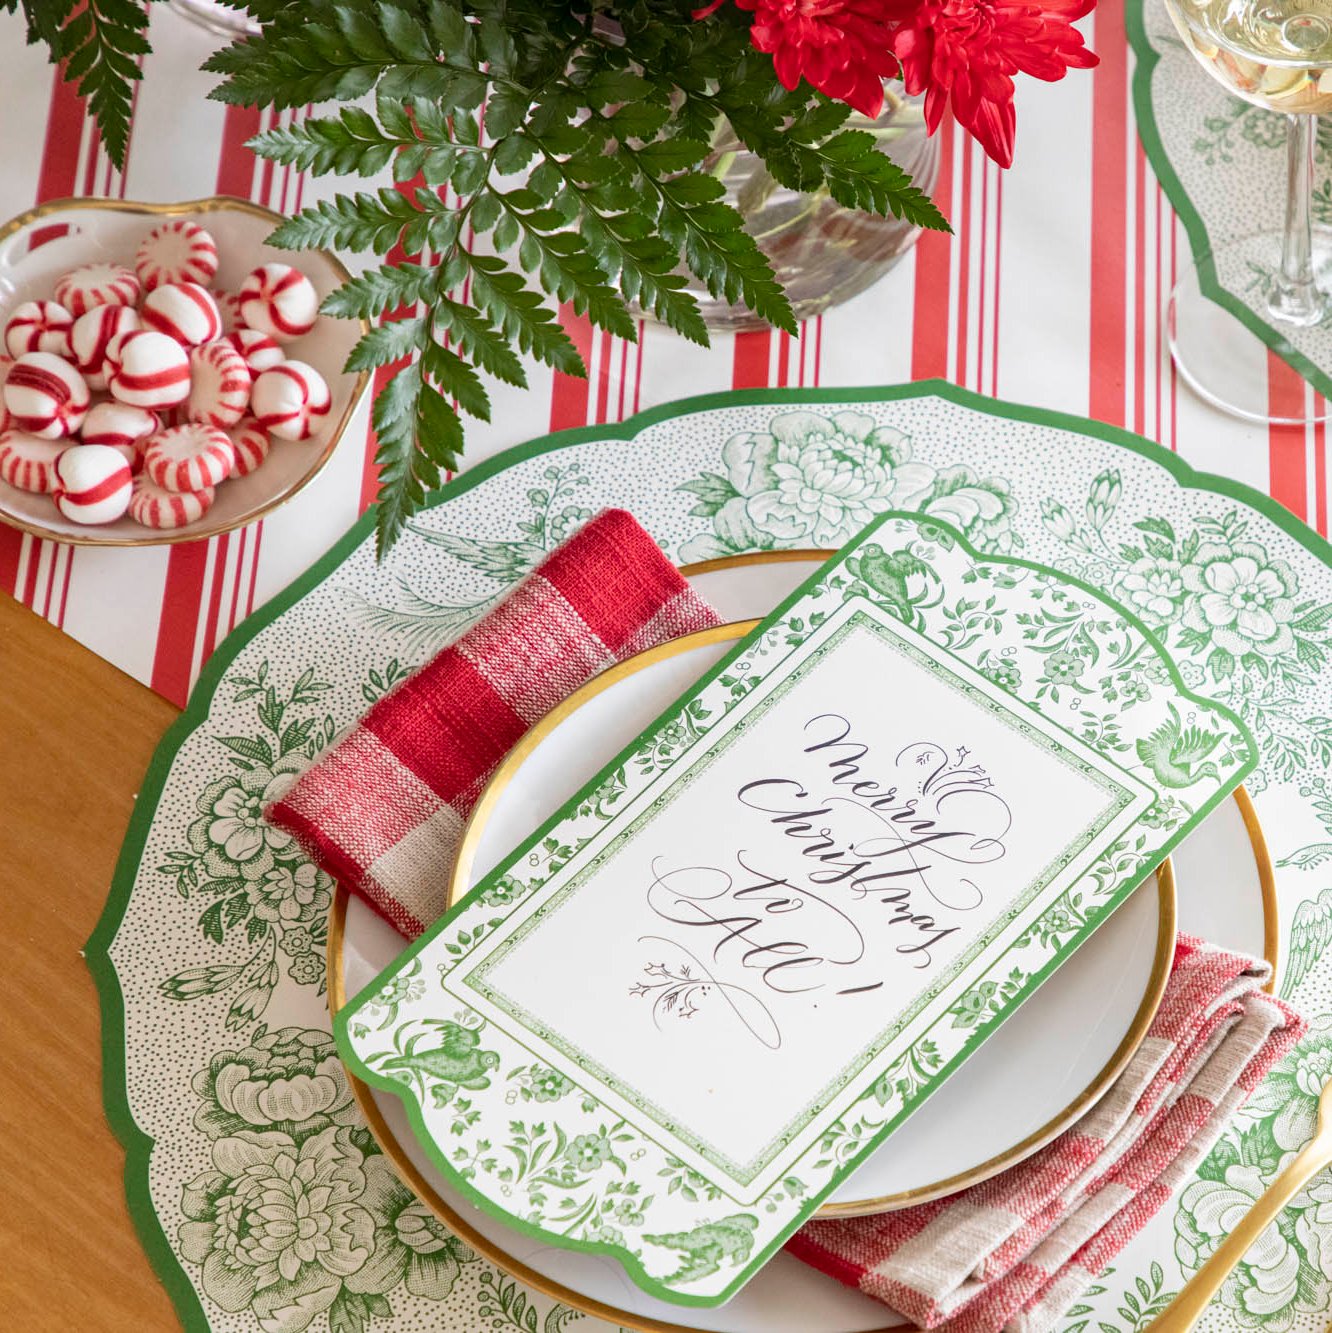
[1,594,179,1329]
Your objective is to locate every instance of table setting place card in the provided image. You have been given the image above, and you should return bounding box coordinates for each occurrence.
[334,509,1256,1308]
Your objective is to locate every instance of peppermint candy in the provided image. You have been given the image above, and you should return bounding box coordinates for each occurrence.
[214,290,245,334]
[128,473,215,529]
[188,340,251,429]
[228,419,271,478]
[53,444,133,524]
[141,281,222,347]
[69,303,140,390]
[0,430,65,493]
[0,357,12,432]
[4,352,90,439]
[81,401,159,472]
[250,360,330,440]
[54,262,140,318]
[135,220,219,292]
[238,263,318,342]
[143,423,236,493]
[107,330,191,409]
[4,300,73,358]
[226,326,285,375]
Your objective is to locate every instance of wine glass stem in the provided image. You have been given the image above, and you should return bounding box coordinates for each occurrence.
[1269,114,1325,328]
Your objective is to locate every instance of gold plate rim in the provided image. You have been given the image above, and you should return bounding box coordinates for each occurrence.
[439,618,1178,1216]
[0,194,370,548]
[327,548,1280,1331]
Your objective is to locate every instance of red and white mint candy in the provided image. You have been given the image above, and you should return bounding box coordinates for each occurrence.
[144,423,235,493]
[69,303,140,390]
[214,290,245,334]
[3,351,89,439]
[107,330,191,409]
[238,263,318,342]
[128,473,215,530]
[135,220,219,292]
[188,340,251,429]
[0,430,64,493]
[4,300,74,358]
[250,360,330,441]
[0,356,12,432]
[53,262,140,318]
[225,326,285,375]
[228,419,271,478]
[80,401,159,471]
[141,281,222,347]
[53,444,132,524]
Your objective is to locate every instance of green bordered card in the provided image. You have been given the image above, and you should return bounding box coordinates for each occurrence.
[335,510,1255,1307]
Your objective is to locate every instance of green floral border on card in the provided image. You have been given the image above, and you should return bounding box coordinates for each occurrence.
[83,379,1332,1330]
[1125,0,1332,401]
[333,506,1251,1308]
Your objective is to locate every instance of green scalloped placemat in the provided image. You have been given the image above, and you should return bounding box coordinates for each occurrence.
[1130,0,1332,399]
[90,381,1332,1332]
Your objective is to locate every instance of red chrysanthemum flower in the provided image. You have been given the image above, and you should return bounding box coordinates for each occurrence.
[704,0,903,119]
[890,0,1098,168]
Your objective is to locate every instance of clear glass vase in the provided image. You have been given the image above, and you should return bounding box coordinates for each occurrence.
[689,87,940,330]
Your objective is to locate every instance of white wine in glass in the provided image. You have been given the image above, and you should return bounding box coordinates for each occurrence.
[1163,0,1332,421]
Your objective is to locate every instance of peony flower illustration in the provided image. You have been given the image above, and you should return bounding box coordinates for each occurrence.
[1297,1176,1332,1280]
[189,764,302,880]
[192,1027,357,1142]
[1245,1019,1332,1153]
[679,411,1018,561]
[1119,555,1185,621]
[345,1167,476,1301]
[1176,1164,1316,1329]
[1181,542,1299,658]
[178,1127,379,1332]
[247,862,330,924]
[679,412,931,559]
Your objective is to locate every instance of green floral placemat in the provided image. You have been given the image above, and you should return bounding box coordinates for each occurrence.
[90,382,1332,1332]
[1129,0,1332,398]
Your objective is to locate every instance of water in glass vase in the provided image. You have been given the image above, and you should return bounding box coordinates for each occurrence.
[684,88,939,331]
[1166,0,1332,111]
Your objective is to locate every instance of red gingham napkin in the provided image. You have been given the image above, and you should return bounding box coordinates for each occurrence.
[787,936,1305,1333]
[266,508,721,937]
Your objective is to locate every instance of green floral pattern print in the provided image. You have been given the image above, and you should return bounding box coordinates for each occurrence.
[179,1024,476,1333]
[86,386,1332,1331]
[677,410,1018,561]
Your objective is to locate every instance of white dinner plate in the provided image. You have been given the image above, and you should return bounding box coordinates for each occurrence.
[331,554,1276,1332]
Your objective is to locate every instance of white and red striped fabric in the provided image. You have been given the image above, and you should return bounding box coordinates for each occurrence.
[265,507,722,937]
[787,938,1305,1332]
[0,0,1319,711]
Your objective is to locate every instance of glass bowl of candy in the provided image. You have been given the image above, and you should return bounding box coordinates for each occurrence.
[0,197,369,545]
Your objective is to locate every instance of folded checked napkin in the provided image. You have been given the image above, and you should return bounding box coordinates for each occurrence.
[266,508,721,936]
[266,508,1305,1332]
[788,937,1304,1333]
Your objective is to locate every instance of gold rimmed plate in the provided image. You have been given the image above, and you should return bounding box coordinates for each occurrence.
[0,196,369,546]
[327,551,1276,1332]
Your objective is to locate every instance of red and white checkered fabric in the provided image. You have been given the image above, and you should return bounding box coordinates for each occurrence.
[787,936,1306,1333]
[265,508,721,937]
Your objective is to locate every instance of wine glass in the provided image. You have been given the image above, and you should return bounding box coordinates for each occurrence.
[1163,0,1332,423]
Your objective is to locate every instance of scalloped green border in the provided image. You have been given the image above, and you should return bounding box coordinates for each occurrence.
[336,511,1252,1309]
[1126,0,1332,400]
[85,379,1332,1328]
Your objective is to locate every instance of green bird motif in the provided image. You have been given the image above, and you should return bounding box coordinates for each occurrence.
[644,1213,758,1286]
[379,1021,500,1097]
[1134,705,1223,788]
[856,545,934,620]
